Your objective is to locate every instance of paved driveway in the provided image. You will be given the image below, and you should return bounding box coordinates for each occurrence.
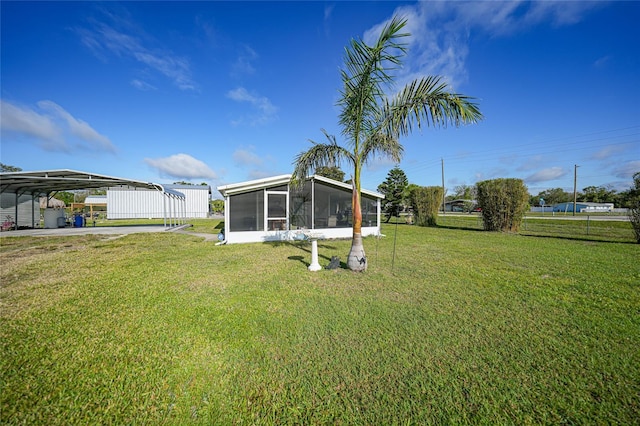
[1,224,220,242]
[2,225,180,238]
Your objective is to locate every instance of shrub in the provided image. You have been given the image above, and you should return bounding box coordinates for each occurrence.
[476,178,529,232]
[410,186,443,227]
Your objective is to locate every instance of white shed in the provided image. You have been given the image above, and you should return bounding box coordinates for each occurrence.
[217,174,384,244]
[164,185,211,218]
[1,193,39,230]
[107,185,210,219]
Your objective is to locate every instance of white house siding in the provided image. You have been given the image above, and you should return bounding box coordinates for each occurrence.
[1,193,39,228]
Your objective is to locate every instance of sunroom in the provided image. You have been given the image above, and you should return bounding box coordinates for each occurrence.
[217,174,384,244]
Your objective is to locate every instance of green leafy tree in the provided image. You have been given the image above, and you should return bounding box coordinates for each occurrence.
[211,199,224,214]
[410,186,444,227]
[54,191,75,206]
[291,17,482,271]
[530,187,571,206]
[627,172,640,243]
[0,163,22,172]
[451,184,476,201]
[579,185,617,203]
[476,178,529,232]
[377,166,408,222]
[315,166,345,182]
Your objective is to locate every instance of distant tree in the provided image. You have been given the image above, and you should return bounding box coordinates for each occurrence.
[315,166,345,182]
[211,199,224,214]
[579,185,617,203]
[530,187,571,206]
[377,166,408,222]
[451,184,476,200]
[54,191,75,206]
[476,178,529,232]
[173,181,191,185]
[410,186,443,227]
[200,182,209,186]
[627,172,640,243]
[0,163,22,172]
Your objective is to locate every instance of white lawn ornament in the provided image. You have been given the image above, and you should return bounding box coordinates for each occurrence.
[298,230,324,272]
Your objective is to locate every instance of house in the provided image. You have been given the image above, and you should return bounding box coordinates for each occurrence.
[217,174,384,244]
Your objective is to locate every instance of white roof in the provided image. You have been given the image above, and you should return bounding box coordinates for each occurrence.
[217,174,384,199]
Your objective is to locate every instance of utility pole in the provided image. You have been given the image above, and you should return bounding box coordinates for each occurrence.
[441,158,445,215]
[573,164,579,216]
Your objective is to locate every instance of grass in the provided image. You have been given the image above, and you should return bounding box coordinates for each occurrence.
[437,214,635,243]
[1,220,639,424]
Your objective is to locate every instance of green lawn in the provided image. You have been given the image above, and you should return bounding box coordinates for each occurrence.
[1,221,638,424]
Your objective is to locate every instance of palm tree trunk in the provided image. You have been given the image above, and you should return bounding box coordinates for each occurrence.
[347,175,367,271]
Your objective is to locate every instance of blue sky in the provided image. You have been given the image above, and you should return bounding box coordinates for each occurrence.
[2,1,638,199]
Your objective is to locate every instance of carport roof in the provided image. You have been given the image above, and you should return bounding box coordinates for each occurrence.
[0,169,182,197]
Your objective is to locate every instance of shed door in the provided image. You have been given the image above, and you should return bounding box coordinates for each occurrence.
[266,192,288,231]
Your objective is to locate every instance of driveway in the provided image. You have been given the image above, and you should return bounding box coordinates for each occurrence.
[1,225,185,238]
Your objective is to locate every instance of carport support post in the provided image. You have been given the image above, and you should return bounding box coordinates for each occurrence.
[308,237,321,272]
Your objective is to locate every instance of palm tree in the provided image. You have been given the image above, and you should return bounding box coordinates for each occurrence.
[291,16,483,271]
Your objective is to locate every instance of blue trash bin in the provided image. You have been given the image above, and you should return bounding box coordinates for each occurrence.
[74,214,84,228]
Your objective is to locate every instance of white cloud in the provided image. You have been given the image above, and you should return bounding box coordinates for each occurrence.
[0,100,61,147]
[363,2,605,90]
[226,87,278,126]
[614,160,640,180]
[1,99,115,153]
[233,147,263,166]
[77,12,196,91]
[144,153,217,180]
[130,79,157,91]
[525,166,567,183]
[590,144,628,160]
[37,101,115,153]
[231,45,258,76]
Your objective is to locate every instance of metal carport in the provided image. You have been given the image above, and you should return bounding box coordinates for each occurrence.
[0,169,185,229]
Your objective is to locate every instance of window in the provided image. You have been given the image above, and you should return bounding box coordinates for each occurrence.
[290,182,312,229]
[229,191,264,231]
[314,182,352,229]
[361,194,378,227]
[267,192,287,231]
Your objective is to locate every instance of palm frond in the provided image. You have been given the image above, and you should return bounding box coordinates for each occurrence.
[338,17,410,145]
[361,132,404,167]
[384,75,483,138]
[290,130,354,187]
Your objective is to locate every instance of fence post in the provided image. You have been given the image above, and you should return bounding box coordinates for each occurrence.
[587,215,590,235]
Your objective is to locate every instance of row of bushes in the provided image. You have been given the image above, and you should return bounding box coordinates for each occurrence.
[409,178,528,232]
[409,176,640,242]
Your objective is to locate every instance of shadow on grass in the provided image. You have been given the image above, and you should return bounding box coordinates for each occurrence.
[268,240,349,270]
[519,232,638,245]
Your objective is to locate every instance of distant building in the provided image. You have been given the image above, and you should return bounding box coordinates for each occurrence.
[553,202,614,213]
[107,185,211,219]
[444,199,477,212]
